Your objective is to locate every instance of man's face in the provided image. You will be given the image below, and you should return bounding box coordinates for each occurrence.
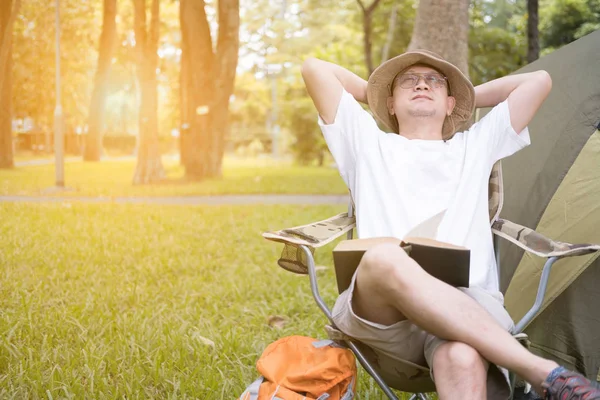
[387,64,455,128]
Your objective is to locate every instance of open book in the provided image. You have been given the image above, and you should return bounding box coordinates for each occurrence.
[331,211,470,294]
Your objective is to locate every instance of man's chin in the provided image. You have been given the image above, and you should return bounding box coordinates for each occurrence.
[407,108,437,118]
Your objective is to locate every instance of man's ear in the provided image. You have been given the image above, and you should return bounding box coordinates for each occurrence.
[387,96,395,115]
[447,96,456,116]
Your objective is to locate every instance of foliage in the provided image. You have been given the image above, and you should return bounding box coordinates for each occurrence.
[12,0,101,130]
[469,26,526,86]
[469,0,599,84]
[282,74,329,165]
[11,0,180,140]
[7,0,599,164]
[540,0,600,51]
[469,0,527,85]
[238,0,416,164]
[229,71,272,151]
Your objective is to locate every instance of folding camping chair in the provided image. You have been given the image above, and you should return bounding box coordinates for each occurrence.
[263,161,600,399]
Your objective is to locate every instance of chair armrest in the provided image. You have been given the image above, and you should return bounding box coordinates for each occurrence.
[492,218,600,258]
[262,213,356,274]
[263,212,356,248]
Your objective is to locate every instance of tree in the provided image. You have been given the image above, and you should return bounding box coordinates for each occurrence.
[469,0,526,85]
[132,0,165,184]
[0,0,20,169]
[527,0,540,63]
[180,0,239,180]
[408,0,471,76]
[84,0,118,161]
[283,75,329,166]
[12,0,102,150]
[380,3,399,63]
[540,0,600,51]
[234,0,415,164]
[356,0,383,75]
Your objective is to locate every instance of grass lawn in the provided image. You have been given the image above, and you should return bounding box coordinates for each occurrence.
[0,203,414,399]
[0,157,348,197]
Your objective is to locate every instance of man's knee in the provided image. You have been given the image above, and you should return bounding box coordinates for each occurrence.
[358,243,414,285]
[353,243,412,323]
[433,342,488,375]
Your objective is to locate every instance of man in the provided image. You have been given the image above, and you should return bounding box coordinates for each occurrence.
[301,50,600,400]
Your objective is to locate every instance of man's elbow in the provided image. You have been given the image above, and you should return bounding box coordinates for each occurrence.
[535,70,552,96]
[301,57,321,78]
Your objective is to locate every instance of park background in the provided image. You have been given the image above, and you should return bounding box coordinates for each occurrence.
[0,0,598,398]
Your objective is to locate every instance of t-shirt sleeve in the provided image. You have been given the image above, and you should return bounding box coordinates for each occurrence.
[318,89,381,185]
[467,100,531,167]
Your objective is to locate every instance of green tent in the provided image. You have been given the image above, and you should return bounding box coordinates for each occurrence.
[488,30,600,381]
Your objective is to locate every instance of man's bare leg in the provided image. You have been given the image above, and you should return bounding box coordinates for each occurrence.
[352,243,558,394]
[433,342,488,400]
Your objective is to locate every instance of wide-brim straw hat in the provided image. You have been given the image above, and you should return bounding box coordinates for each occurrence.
[367,50,475,139]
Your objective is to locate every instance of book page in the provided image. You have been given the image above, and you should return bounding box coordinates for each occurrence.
[402,209,446,239]
[403,236,468,251]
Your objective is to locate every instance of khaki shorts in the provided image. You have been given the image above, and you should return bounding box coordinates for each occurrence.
[331,271,515,400]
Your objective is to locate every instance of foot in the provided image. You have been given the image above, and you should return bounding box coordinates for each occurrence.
[542,366,600,400]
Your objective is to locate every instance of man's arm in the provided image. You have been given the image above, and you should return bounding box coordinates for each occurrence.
[301,58,368,124]
[474,70,552,133]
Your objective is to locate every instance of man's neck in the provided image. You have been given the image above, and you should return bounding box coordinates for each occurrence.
[398,119,444,141]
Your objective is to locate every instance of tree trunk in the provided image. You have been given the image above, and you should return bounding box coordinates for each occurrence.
[180,0,239,180]
[527,0,539,63]
[213,0,239,175]
[381,4,398,64]
[408,0,471,77]
[0,0,20,169]
[179,5,191,167]
[356,0,383,76]
[132,0,165,184]
[84,0,117,161]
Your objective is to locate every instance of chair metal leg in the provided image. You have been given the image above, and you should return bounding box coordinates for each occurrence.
[514,256,560,333]
[509,371,517,399]
[302,244,334,322]
[301,245,399,400]
[346,340,399,400]
[508,257,560,399]
[493,233,501,284]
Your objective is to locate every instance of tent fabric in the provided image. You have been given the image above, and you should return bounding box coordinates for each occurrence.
[494,30,600,381]
[505,130,600,323]
[524,259,600,378]
[490,30,600,291]
[503,130,600,380]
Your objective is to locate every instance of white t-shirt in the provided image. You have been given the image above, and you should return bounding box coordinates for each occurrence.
[318,89,530,296]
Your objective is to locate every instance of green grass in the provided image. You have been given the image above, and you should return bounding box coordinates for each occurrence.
[0,157,347,197]
[0,203,413,399]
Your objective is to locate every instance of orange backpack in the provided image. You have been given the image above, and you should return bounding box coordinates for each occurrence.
[239,336,357,400]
